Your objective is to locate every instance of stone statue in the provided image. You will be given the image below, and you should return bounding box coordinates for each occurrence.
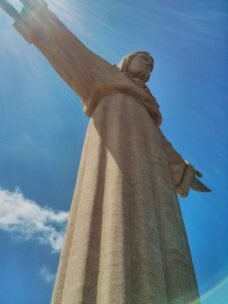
[1,1,210,303]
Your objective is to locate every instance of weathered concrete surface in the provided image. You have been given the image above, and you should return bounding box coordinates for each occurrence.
[52,93,200,304]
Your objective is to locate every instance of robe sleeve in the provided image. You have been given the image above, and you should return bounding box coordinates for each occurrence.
[13,3,116,106]
[158,129,195,197]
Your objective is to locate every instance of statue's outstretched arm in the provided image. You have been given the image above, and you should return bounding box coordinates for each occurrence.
[1,0,115,105]
[158,129,211,197]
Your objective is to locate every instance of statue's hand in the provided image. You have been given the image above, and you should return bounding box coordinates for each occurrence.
[0,0,21,20]
[19,0,47,9]
[176,162,211,197]
[0,0,47,21]
[190,166,211,193]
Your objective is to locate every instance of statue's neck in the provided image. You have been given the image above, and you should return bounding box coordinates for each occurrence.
[124,72,153,97]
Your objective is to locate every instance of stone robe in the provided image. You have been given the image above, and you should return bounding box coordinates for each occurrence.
[14,4,200,304]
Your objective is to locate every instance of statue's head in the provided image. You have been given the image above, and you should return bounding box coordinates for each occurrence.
[117,51,154,83]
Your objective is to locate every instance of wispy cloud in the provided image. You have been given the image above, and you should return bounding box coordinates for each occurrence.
[0,188,68,253]
[39,265,55,284]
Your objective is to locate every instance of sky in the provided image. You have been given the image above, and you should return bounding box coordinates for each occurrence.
[0,0,227,303]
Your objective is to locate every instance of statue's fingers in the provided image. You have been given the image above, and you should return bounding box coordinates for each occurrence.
[0,0,20,20]
[191,177,211,192]
[194,169,203,178]
[18,0,32,6]
[19,0,35,5]
[19,0,47,7]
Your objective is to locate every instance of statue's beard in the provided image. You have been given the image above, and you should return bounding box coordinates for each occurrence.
[128,69,150,83]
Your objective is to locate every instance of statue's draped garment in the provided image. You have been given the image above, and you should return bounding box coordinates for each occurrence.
[14,5,200,304]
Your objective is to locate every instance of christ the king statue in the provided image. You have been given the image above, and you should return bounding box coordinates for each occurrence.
[1,1,210,303]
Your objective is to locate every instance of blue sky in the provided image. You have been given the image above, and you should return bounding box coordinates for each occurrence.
[0,0,227,303]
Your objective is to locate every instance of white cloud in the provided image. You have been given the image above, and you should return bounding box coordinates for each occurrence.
[0,187,68,253]
[39,265,55,284]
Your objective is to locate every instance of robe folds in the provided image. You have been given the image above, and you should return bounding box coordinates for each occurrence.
[14,4,200,304]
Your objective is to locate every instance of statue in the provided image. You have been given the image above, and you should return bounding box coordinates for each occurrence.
[1,1,210,303]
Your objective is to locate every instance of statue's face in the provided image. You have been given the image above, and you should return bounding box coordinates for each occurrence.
[127,53,153,82]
